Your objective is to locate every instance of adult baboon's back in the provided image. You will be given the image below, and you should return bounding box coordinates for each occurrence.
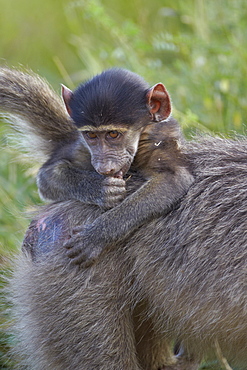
[9,136,247,369]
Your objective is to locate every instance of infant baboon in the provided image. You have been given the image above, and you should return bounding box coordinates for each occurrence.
[0,67,193,268]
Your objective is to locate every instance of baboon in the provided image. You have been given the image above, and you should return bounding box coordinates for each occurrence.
[39,69,194,266]
[2,68,246,368]
[1,67,195,369]
[9,134,247,369]
[0,67,193,267]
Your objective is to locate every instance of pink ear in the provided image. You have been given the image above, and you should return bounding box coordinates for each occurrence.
[146,83,171,122]
[61,84,73,117]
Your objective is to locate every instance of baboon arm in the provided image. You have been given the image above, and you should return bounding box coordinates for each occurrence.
[38,160,103,203]
[90,167,194,239]
[37,159,126,209]
[64,167,194,265]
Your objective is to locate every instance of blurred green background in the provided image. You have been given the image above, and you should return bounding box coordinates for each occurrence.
[0,0,247,368]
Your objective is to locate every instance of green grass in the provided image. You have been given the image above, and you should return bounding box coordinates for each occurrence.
[1,0,247,368]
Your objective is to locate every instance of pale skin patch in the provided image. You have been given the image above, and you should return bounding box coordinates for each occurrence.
[37,216,48,232]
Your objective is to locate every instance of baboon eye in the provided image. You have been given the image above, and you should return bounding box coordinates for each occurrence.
[86,132,97,139]
[108,131,120,139]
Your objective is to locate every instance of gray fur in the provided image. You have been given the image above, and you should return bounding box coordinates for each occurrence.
[1,67,246,369]
[7,135,247,369]
[0,67,77,160]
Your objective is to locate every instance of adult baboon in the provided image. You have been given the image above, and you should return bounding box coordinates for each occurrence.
[9,135,247,369]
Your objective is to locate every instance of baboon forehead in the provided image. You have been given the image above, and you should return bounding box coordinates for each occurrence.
[70,69,150,128]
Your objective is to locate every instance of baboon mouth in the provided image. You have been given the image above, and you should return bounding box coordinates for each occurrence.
[114,170,124,179]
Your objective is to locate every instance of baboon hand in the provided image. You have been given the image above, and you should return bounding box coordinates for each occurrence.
[100,176,126,209]
[64,225,106,267]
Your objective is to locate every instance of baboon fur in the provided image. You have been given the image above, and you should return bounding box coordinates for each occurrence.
[8,135,247,369]
[1,66,195,369]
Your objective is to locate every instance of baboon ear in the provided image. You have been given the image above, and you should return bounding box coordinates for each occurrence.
[61,84,73,117]
[146,83,171,122]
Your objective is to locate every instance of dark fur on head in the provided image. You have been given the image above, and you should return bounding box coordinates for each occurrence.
[69,68,151,128]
